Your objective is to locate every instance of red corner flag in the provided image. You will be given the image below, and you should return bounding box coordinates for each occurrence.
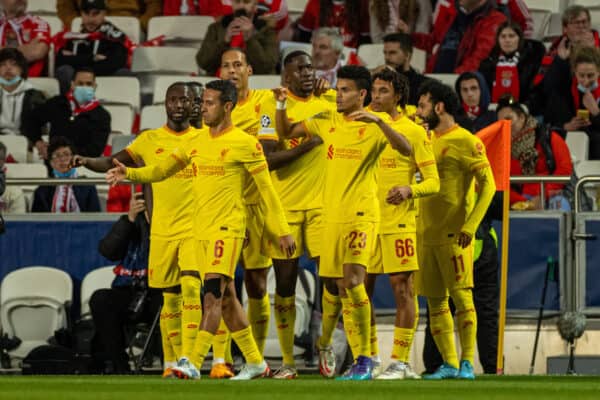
[476,120,511,191]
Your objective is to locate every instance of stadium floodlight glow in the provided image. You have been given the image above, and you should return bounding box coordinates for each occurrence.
[557,312,586,375]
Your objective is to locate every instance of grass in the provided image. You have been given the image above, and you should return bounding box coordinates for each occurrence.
[1,375,600,400]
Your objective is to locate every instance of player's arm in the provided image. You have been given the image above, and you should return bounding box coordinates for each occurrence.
[348,111,412,156]
[460,165,496,248]
[106,148,188,185]
[272,87,309,139]
[71,150,136,172]
[261,136,323,171]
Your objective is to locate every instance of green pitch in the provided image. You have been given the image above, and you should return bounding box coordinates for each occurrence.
[1,375,599,400]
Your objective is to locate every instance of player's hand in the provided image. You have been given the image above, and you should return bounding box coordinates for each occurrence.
[128,192,146,222]
[272,86,288,102]
[313,78,330,97]
[386,185,412,205]
[347,110,382,124]
[106,158,127,186]
[70,155,87,168]
[279,234,296,258]
[582,91,600,116]
[457,231,473,248]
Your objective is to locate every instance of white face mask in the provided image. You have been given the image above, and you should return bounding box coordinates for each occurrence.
[578,81,599,92]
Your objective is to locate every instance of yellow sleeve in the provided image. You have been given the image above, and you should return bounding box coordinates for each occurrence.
[125,133,146,165]
[462,164,496,237]
[126,148,189,183]
[409,135,439,198]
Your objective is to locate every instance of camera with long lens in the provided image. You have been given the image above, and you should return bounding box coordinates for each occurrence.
[128,278,148,320]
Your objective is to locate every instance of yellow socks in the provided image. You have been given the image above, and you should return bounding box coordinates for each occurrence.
[189,330,214,369]
[340,296,360,359]
[159,309,177,366]
[212,319,231,364]
[180,275,202,357]
[391,327,414,363]
[162,292,182,358]
[319,287,341,348]
[428,297,458,369]
[247,294,270,355]
[231,326,263,365]
[346,284,371,358]
[370,323,380,358]
[274,294,296,366]
[451,289,477,364]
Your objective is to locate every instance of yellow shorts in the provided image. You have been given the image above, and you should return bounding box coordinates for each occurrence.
[266,208,323,260]
[319,221,377,279]
[148,237,196,288]
[369,232,419,275]
[242,204,272,270]
[416,242,474,297]
[197,237,243,279]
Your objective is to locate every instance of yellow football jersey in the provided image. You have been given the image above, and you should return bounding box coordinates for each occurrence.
[125,125,199,240]
[377,114,438,234]
[258,91,336,211]
[126,126,290,240]
[302,111,389,224]
[418,124,490,245]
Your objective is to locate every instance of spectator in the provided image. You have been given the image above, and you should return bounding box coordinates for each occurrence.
[455,71,497,132]
[31,136,101,212]
[0,0,51,77]
[24,67,110,161]
[405,0,506,73]
[0,141,26,213]
[496,96,573,211]
[295,0,371,48]
[57,0,161,32]
[92,192,161,373]
[196,0,278,75]
[55,0,130,95]
[381,32,428,106]
[495,0,533,39]
[479,21,545,106]
[369,0,432,42]
[0,48,46,136]
[312,27,345,87]
[545,46,600,160]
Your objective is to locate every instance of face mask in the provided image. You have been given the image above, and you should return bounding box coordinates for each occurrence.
[578,81,599,92]
[52,168,77,178]
[73,86,95,104]
[0,76,22,86]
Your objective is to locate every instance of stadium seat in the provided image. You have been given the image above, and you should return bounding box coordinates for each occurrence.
[280,40,312,56]
[27,0,57,16]
[4,163,48,211]
[545,13,563,40]
[565,131,589,166]
[71,16,141,44]
[43,15,64,36]
[80,266,115,318]
[357,43,384,69]
[425,73,459,88]
[95,77,141,111]
[525,0,562,13]
[411,48,426,72]
[111,135,136,154]
[249,74,282,89]
[152,75,214,104]
[576,160,600,178]
[140,105,166,131]
[131,47,198,75]
[28,77,60,99]
[0,266,73,362]
[0,135,28,163]
[241,268,316,359]
[288,0,308,20]
[104,104,135,135]
[530,9,552,40]
[572,0,599,8]
[147,16,212,48]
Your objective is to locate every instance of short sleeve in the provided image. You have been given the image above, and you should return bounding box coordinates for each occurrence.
[462,135,490,172]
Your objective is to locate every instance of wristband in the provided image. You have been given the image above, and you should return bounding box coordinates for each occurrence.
[276,100,287,110]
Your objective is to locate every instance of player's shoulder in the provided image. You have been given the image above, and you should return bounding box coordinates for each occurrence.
[253,89,275,102]
[396,116,428,140]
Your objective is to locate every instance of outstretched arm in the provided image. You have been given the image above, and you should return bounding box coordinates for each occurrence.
[106,150,188,185]
[72,150,136,172]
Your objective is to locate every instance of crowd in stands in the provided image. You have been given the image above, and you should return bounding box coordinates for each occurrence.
[0,0,599,213]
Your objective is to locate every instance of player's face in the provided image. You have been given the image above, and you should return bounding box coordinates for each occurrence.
[370,78,399,114]
[0,58,23,82]
[497,107,526,138]
[189,86,203,121]
[285,54,315,97]
[459,78,481,108]
[312,36,339,70]
[201,89,228,127]
[383,42,408,70]
[574,62,599,90]
[221,50,252,91]
[81,9,106,32]
[417,93,440,130]
[165,85,191,124]
[336,78,364,113]
[50,146,74,174]
[498,27,520,54]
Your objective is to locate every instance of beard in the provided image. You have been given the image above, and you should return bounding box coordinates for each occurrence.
[423,110,440,130]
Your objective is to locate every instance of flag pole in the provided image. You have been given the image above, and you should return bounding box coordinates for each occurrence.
[496,189,511,374]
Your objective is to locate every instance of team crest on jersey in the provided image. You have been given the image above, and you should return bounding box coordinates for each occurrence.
[155,148,164,154]
[260,114,271,128]
[22,29,31,42]
[358,127,366,138]
[220,148,230,161]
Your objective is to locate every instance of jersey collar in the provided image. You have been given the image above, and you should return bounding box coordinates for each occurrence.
[162,125,193,136]
[434,123,459,137]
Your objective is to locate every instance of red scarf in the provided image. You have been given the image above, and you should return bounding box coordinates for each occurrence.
[571,79,600,111]
[66,89,100,119]
[492,53,520,102]
[462,103,481,119]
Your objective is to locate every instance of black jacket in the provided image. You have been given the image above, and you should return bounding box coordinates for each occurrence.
[0,168,5,196]
[399,67,429,106]
[55,21,129,76]
[0,87,46,136]
[31,184,101,212]
[479,39,545,107]
[24,95,111,157]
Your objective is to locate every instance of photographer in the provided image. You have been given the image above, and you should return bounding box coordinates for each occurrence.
[90,191,161,374]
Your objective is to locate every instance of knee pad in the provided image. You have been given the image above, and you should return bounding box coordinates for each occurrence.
[204,278,222,299]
